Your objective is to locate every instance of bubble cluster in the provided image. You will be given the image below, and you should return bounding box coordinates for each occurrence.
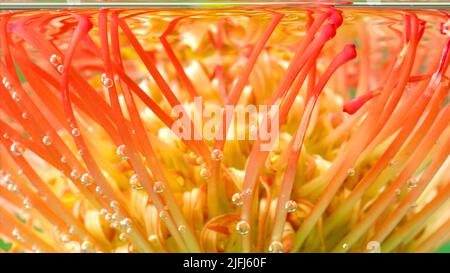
[2,77,12,90]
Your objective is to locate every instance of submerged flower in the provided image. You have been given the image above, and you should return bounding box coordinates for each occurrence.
[0,4,449,253]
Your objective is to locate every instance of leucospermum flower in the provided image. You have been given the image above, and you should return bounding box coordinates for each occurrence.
[0,4,449,253]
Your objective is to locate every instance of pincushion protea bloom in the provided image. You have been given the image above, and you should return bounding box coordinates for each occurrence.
[0,3,449,253]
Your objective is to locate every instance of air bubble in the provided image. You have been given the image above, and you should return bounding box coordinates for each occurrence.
[95,186,103,195]
[10,142,25,156]
[268,241,283,253]
[60,234,71,243]
[199,167,211,179]
[80,173,94,186]
[120,218,132,230]
[80,240,93,253]
[130,174,143,190]
[407,178,418,189]
[111,213,119,222]
[231,193,243,206]
[110,201,120,212]
[119,233,128,242]
[104,213,112,223]
[284,200,298,213]
[367,241,381,253]
[69,226,75,235]
[116,145,128,160]
[49,54,62,66]
[235,220,250,235]
[243,188,252,196]
[57,64,64,73]
[159,210,169,221]
[12,228,22,241]
[70,169,80,179]
[2,77,12,90]
[347,168,355,177]
[23,198,32,210]
[4,81,11,91]
[178,225,187,233]
[148,235,157,242]
[211,149,223,161]
[153,181,165,193]
[7,183,18,192]
[32,245,40,253]
[71,128,81,137]
[196,156,204,165]
[101,73,114,88]
[42,135,53,146]
[110,221,120,229]
[11,92,20,102]
[3,174,12,184]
